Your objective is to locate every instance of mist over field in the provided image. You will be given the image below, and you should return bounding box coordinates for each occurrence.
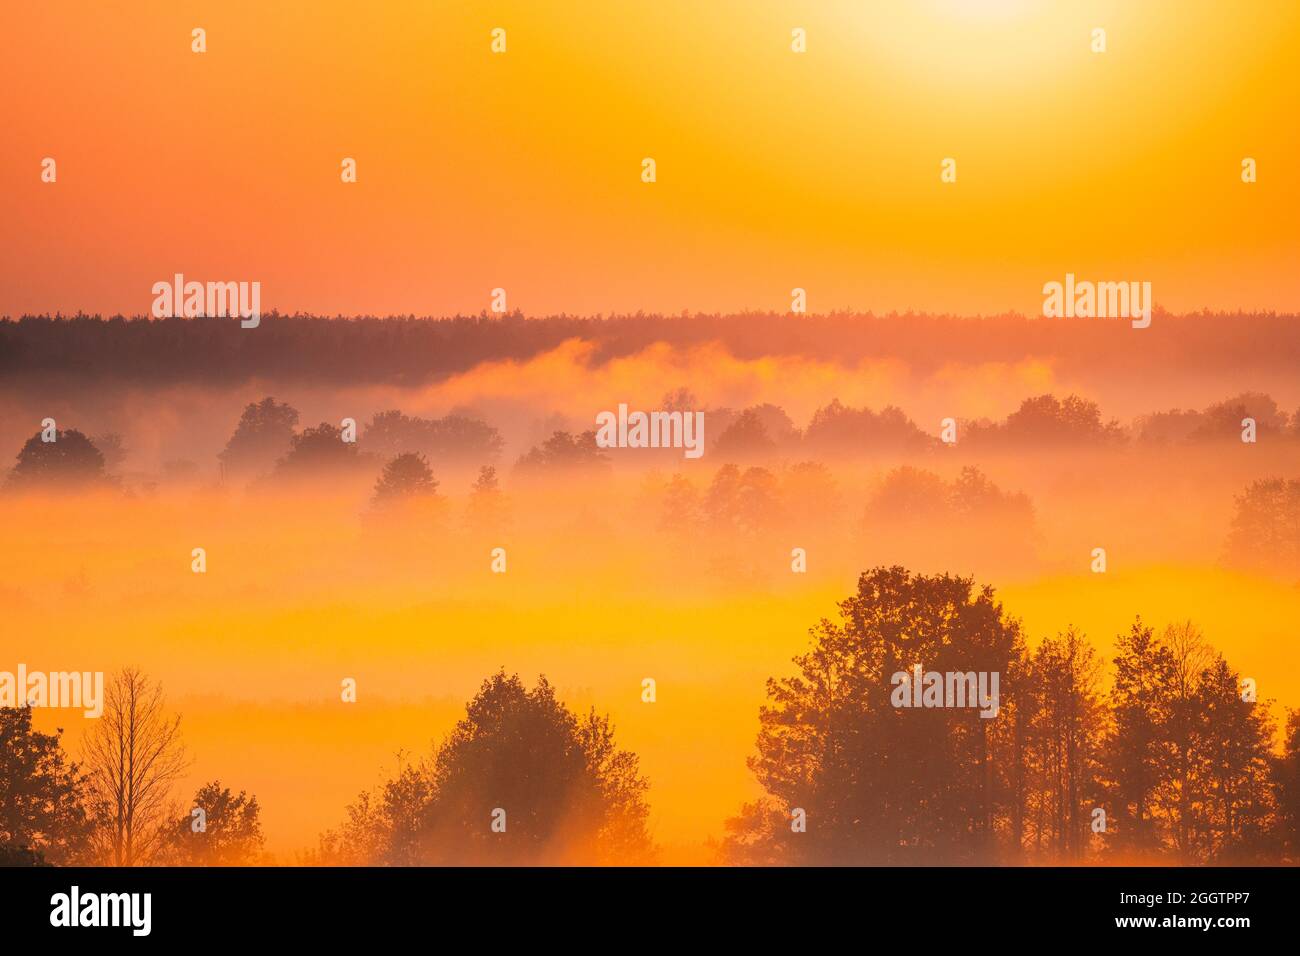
[4,312,1299,862]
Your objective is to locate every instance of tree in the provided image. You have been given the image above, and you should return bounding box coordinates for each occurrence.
[703,464,783,537]
[0,707,92,864]
[83,669,188,866]
[372,453,439,508]
[660,387,698,413]
[713,409,778,459]
[362,410,504,464]
[1136,408,1204,444]
[864,466,951,524]
[158,781,265,865]
[1156,622,1214,861]
[1190,656,1275,861]
[1021,629,1105,861]
[514,431,610,475]
[949,466,1033,523]
[1191,392,1287,441]
[658,474,701,534]
[465,465,509,533]
[1274,709,1300,861]
[1225,479,1300,575]
[94,432,127,472]
[803,399,932,455]
[968,394,1124,447]
[862,467,1034,567]
[362,410,430,461]
[219,397,299,477]
[320,672,653,865]
[723,566,1025,864]
[5,428,105,490]
[275,422,359,476]
[1104,619,1175,857]
[420,673,651,864]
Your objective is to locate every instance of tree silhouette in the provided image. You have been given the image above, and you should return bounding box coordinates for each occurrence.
[660,387,699,412]
[0,707,92,864]
[1022,629,1105,860]
[1225,478,1300,575]
[702,464,784,537]
[950,466,1033,522]
[372,453,439,508]
[723,567,1025,864]
[1104,619,1175,856]
[803,399,933,455]
[274,422,360,476]
[465,465,510,534]
[1136,407,1204,444]
[83,668,188,866]
[1191,391,1287,441]
[1191,656,1276,861]
[1274,709,1300,861]
[4,312,1296,392]
[862,466,1036,570]
[319,672,652,865]
[5,428,105,490]
[157,781,265,865]
[93,432,127,472]
[1158,622,1215,860]
[514,430,610,475]
[865,466,950,523]
[219,397,299,478]
[658,473,701,534]
[713,409,777,459]
[967,394,1124,447]
[362,410,504,464]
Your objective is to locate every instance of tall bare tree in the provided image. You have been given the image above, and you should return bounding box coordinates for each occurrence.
[83,668,187,865]
[1159,621,1213,861]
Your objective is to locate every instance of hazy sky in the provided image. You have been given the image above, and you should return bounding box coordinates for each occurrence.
[3,0,1298,318]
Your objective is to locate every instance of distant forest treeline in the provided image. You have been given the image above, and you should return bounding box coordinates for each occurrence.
[2,311,1298,384]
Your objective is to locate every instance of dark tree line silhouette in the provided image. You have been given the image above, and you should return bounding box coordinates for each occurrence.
[3,586,1297,866]
[4,312,1297,385]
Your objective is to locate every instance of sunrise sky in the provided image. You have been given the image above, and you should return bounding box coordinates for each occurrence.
[3,2,1299,866]
[3,0,1298,318]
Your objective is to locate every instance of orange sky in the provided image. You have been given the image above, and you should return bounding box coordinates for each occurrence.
[3,0,1298,318]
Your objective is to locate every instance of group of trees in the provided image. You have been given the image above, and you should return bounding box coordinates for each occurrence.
[1136,391,1296,444]
[513,429,609,474]
[721,567,1296,865]
[218,398,505,483]
[9,394,1300,582]
[706,390,1300,458]
[12,385,1300,494]
[4,571,1297,867]
[655,462,1034,567]
[0,669,264,866]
